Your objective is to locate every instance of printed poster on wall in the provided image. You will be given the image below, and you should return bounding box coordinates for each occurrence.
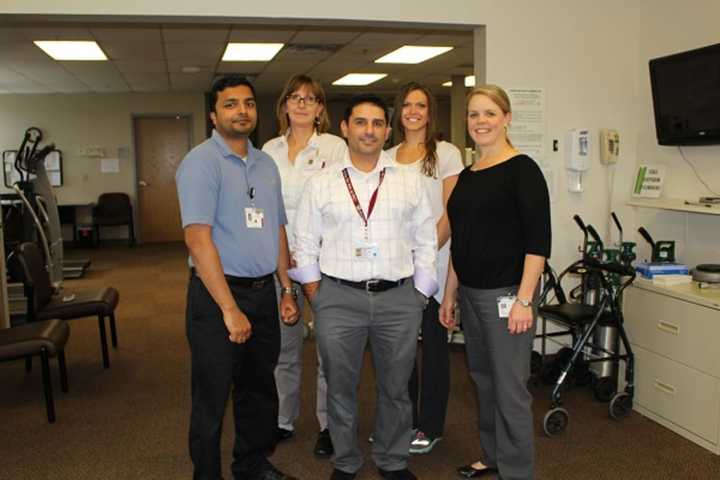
[507,87,546,164]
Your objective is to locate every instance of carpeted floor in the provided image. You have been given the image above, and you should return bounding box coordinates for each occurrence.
[1,243,718,479]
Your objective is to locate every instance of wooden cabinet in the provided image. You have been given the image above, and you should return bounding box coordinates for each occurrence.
[624,279,720,454]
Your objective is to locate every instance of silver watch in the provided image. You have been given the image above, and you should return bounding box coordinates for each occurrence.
[281,286,297,298]
[515,297,532,308]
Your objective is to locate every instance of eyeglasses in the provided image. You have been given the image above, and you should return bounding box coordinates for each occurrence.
[286,93,319,106]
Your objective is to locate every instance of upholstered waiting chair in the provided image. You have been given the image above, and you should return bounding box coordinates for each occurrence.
[93,193,135,247]
[0,319,70,423]
[13,242,120,369]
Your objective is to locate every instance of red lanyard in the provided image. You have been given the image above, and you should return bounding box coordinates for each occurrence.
[342,168,386,234]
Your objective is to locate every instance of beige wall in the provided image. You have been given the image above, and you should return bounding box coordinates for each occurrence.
[1,1,718,267]
[0,93,206,205]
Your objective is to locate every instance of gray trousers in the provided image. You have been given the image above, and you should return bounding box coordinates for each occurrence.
[274,280,328,431]
[313,276,425,473]
[459,285,535,480]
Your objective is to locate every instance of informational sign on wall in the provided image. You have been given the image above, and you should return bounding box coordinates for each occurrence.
[507,87,546,162]
[632,164,666,198]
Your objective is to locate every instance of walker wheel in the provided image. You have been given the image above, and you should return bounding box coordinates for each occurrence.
[609,392,633,420]
[593,376,617,403]
[543,407,569,437]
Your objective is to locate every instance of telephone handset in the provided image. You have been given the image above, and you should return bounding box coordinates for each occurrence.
[600,128,620,164]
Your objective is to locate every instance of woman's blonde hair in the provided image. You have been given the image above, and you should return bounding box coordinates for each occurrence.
[466,84,513,147]
[392,81,439,178]
[275,74,330,135]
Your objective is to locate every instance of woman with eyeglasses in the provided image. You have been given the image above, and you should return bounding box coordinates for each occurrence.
[262,74,347,458]
[386,81,464,455]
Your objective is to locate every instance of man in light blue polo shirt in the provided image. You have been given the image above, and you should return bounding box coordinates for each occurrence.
[176,75,299,480]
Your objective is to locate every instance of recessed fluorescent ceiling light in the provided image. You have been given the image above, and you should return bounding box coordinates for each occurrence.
[222,43,284,61]
[34,41,107,61]
[442,75,476,87]
[333,73,388,86]
[375,45,453,64]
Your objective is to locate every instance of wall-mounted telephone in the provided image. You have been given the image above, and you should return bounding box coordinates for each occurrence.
[565,128,591,192]
[599,128,620,164]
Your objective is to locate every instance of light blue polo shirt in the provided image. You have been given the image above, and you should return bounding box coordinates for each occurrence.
[176,130,287,277]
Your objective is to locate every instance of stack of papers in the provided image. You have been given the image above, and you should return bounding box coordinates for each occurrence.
[652,274,692,286]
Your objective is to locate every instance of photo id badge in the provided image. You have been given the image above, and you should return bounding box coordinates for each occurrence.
[245,207,265,229]
[353,241,379,259]
[497,295,516,318]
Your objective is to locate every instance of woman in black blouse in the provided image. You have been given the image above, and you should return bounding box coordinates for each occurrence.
[440,85,550,480]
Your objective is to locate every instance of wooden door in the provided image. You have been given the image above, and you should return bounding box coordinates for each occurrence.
[135,116,191,243]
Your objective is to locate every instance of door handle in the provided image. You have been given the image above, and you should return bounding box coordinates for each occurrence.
[138,180,149,187]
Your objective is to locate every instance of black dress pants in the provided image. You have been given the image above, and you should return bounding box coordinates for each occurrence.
[186,273,280,480]
[408,298,450,439]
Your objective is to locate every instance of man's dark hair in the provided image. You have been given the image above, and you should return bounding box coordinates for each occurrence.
[209,75,256,112]
[343,93,389,124]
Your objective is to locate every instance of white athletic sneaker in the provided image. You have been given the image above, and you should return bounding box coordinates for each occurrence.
[409,430,441,454]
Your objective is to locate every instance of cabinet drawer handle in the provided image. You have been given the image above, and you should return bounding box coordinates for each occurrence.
[657,321,679,335]
[654,380,677,396]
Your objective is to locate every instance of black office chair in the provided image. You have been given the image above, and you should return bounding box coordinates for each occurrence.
[0,319,70,423]
[11,242,120,368]
[93,193,135,247]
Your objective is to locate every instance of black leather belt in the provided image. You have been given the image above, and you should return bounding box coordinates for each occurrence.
[325,275,408,293]
[191,268,273,289]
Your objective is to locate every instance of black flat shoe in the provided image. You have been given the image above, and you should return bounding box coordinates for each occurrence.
[276,427,294,442]
[314,428,334,457]
[457,463,497,478]
[377,468,417,480]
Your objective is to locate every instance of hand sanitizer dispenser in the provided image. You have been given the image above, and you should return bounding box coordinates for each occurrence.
[565,128,591,192]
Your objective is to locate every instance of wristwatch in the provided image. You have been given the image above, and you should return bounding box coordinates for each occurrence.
[515,297,533,308]
[281,286,297,298]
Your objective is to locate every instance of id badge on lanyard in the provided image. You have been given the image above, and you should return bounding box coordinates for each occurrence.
[343,168,385,259]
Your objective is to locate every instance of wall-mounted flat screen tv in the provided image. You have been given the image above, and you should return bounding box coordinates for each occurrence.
[649,42,720,145]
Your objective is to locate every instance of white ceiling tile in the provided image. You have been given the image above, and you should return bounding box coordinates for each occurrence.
[164,42,224,61]
[292,29,360,45]
[115,60,168,74]
[45,79,92,93]
[0,67,29,83]
[122,72,169,83]
[0,80,52,93]
[273,47,332,64]
[21,27,93,40]
[350,32,425,46]
[91,27,163,43]
[129,80,171,93]
[59,61,117,76]
[0,42,52,61]
[166,61,215,73]
[228,28,296,43]
[6,61,79,84]
[169,72,213,91]
[89,82,130,93]
[162,27,229,43]
[416,33,473,47]
[58,62,129,92]
[0,28,29,42]
[216,61,267,74]
[101,41,165,61]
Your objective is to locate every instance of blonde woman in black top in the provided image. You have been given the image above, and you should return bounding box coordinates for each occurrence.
[440,85,551,480]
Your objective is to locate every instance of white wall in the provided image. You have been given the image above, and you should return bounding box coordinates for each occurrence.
[1,0,718,267]
[633,1,720,266]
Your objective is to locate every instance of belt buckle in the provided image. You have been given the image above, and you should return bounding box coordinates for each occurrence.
[251,279,265,289]
[365,279,380,292]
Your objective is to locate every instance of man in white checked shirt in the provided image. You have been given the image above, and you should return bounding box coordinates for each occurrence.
[289,94,437,480]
